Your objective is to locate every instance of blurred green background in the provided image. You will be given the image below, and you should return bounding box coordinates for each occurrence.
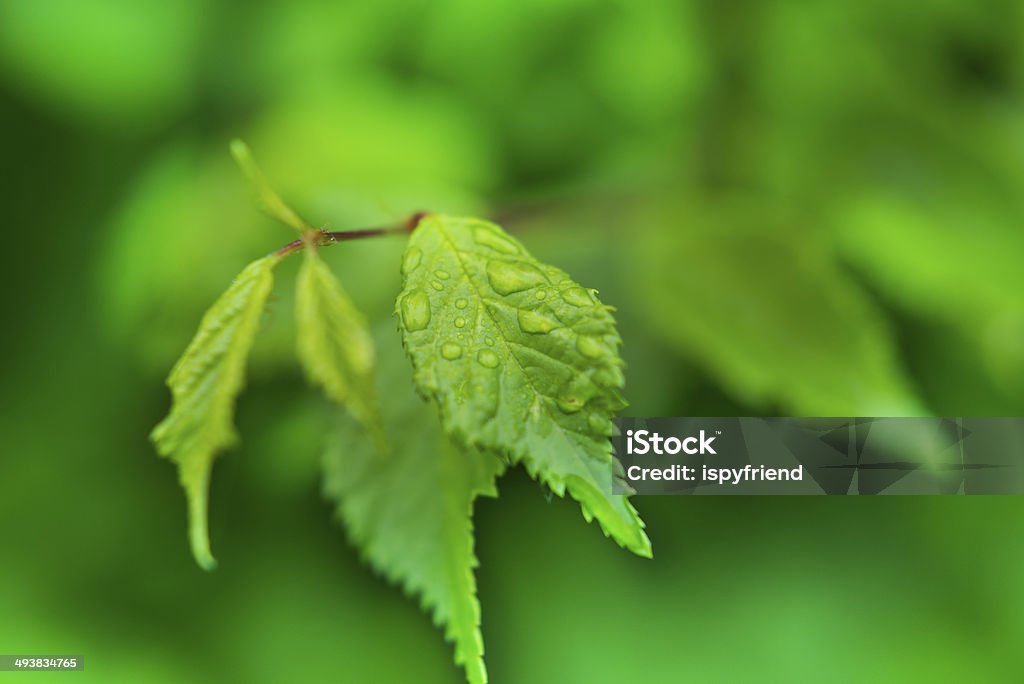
[2,0,1023,681]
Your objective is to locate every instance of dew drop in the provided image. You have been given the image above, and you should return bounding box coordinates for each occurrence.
[455,298,468,309]
[454,317,466,328]
[518,309,558,334]
[535,290,547,300]
[562,286,593,307]
[430,280,444,291]
[441,342,463,360]
[474,227,520,255]
[434,269,451,280]
[401,247,422,275]
[576,334,605,359]
[484,336,494,346]
[476,349,500,368]
[486,260,546,295]
[400,289,431,331]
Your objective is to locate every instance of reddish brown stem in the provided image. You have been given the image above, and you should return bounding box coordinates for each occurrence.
[271,211,428,259]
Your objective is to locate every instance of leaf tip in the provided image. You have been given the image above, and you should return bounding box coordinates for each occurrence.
[229,138,251,167]
[466,658,487,684]
[634,534,654,559]
[185,469,218,571]
[187,501,218,571]
[191,541,218,572]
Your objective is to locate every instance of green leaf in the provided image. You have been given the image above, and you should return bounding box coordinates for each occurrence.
[229,138,311,233]
[324,329,505,684]
[150,256,276,570]
[395,214,650,557]
[295,247,381,434]
[629,210,923,416]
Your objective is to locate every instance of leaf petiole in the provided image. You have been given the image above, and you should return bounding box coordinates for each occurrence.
[270,212,429,260]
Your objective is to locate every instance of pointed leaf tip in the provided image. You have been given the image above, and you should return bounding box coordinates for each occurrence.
[228,138,310,234]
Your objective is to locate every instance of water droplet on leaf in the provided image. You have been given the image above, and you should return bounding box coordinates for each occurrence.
[476,349,500,368]
[486,260,546,295]
[561,287,593,307]
[441,342,463,360]
[400,289,431,332]
[455,298,468,309]
[401,247,422,275]
[454,317,466,328]
[430,280,444,291]
[434,269,451,280]
[518,309,558,334]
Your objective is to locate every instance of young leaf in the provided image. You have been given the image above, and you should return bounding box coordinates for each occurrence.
[324,330,505,684]
[150,256,276,570]
[229,138,311,234]
[395,214,650,557]
[295,246,381,433]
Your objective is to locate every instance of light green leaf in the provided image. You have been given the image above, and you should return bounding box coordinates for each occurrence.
[324,329,505,684]
[229,138,311,234]
[151,256,276,570]
[629,213,923,416]
[396,214,650,557]
[295,247,381,433]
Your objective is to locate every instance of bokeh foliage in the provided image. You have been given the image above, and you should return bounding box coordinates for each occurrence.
[1,0,1023,681]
